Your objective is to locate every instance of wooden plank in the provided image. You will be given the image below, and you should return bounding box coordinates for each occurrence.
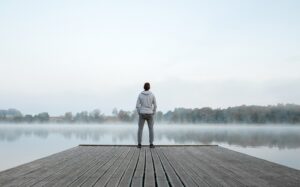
[0,146,80,186]
[172,147,211,186]
[144,147,155,187]
[162,147,198,187]
[1,145,300,187]
[93,147,131,186]
[48,146,114,187]
[79,146,127,187]
[66,147,119,186]
[172,146,231,186]
[194,146,270,186]
[118,148,140,187]
[0,146,88,187]
[202,146,300,186]
[171,147,219,187]
[150,148,169,187]
[105,147,135,187]
[163,147,208,187]
[0,146,78,176]
[68,147,123,186]
[30,146,110,186]
[131,147,146,187]
[155,147,183,187]
[185,147,247,186]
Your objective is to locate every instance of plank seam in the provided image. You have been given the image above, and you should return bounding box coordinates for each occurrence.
[28,147,97,187]
[186,147,244,186]
[143,148,146,187]
[69,147,121,187]
[101,147,132,186]
[160,148,186,187]
[155,148,172,187]
[129,148,141,187]
[150,149,158,187]
[91,147,128,186]
[66,147,115,186]
[115,148,135,187]
[164,147,199,187]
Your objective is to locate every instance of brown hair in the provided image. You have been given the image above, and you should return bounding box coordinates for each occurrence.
[144,82,150,91]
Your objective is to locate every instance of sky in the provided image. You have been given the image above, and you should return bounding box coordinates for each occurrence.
[0,0,300,115]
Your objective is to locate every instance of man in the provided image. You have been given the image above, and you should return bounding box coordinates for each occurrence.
[136,82,157,148]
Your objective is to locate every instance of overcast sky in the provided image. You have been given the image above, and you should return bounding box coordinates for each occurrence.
[1,0,300,115]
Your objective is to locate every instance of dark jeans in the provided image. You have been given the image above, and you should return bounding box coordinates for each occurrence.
[137,113,154,145]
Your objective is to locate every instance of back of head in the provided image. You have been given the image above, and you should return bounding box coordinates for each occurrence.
[144,82,150,91]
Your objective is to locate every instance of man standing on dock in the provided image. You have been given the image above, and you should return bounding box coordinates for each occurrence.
[136,82,157,148]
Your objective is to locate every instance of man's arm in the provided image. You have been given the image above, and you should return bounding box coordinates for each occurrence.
[136,95,141,114]
[152,95,157,114]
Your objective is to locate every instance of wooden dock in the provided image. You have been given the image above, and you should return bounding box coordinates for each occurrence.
[0,145,299,187]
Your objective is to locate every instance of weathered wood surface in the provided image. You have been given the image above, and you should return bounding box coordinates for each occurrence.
[0,145,300,187]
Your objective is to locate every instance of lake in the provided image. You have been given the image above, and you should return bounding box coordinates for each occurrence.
[0,124,300,172]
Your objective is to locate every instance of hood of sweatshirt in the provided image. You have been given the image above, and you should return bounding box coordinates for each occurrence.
[141,90,152,95]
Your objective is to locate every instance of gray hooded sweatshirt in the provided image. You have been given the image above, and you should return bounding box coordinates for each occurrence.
[136,90,157,114]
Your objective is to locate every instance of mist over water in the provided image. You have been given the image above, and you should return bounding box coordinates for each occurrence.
[0,124,300,171]
[1,124,300,148]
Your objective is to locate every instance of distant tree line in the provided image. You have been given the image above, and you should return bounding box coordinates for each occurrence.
[0,109,50,123]
[1,104,300,124]
[163,104,300,124]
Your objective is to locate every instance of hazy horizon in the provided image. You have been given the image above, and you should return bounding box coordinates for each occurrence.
[1,0,300,115]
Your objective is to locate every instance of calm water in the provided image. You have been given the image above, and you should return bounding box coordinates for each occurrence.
[0,124,300,171]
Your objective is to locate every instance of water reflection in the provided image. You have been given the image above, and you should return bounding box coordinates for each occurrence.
[1,124,300,148]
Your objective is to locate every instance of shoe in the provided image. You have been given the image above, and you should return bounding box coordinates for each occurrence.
[150,144,155,148]
[137,144,142,148]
